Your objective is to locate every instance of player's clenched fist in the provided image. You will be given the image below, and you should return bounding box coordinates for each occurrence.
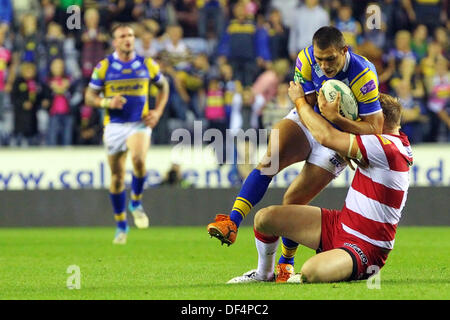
[100,95,127,109]
[288,81,305,103]
[109,95,127,109]
[142,109,162,128]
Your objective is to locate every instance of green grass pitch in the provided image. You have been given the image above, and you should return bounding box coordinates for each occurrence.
[0,226,448,300]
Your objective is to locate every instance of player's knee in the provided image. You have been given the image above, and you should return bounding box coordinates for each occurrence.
[131,155,146,174]
[254,206,278,233]
[110,173,125,192]
[300,260,325,283]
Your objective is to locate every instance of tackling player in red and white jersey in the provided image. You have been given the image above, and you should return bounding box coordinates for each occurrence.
[230,85,412,283]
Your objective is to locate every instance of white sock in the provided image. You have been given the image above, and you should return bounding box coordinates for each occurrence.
[255,237,279,280]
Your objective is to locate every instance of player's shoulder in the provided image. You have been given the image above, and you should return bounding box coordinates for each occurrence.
[94,56,110,71]
[348,51,376,78]
[297,45,315,66]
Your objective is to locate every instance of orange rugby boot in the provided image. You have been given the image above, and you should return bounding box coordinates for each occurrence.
[207,214,238,246]
[275,263,295,283]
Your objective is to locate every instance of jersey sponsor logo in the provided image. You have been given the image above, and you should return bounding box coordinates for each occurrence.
[360,79,376,95]
[122,68,132,74]
[109,83,144,93]
[344,242,368,264]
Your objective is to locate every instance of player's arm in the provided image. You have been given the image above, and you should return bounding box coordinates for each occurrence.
[322,67,384,134]
[288,82,366,165]
[293,47,318,113]
[84,87,126,110]
[321,104,384,135]
[84,59,125,110]
[143,58,170,128]
[151,74,169,116]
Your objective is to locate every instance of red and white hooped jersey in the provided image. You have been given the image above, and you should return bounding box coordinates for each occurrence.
[340,132,413,250]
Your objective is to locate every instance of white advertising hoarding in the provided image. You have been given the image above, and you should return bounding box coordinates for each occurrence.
[0,144,449,190]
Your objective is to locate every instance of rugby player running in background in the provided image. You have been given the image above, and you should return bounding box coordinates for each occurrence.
[244,85,412,283]
[207,26,385,282]
[85,23,169,244]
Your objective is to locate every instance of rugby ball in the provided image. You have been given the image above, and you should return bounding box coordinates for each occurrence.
[321,79,359,120]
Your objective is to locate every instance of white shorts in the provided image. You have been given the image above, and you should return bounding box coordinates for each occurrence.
[103,122,152,155]
[283,108,347,177]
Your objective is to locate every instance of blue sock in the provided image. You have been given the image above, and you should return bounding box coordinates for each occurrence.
[130,174,146,208]
[229,169,272,228]
[278,237,299,266]
[110,191,127,230]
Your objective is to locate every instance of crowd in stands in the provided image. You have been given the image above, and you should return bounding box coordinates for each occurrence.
[0,0,448,150]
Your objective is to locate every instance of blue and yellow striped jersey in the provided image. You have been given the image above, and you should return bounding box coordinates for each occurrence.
[294,45,381,118]
[89,52,162,125]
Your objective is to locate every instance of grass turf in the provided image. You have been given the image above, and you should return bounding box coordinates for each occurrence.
[0,226,448,300]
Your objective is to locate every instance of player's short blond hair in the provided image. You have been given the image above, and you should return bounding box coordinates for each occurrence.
[379,93,403,129]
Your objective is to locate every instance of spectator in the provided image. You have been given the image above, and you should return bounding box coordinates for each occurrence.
[174,0,199,38]
[44,22,66,68]
[421,41,445,79]
[42,58,74,146]
[0,0,13,30]
[261,81,291,130]
[229,86,264,179]
[426,57,450,141]
[160,163,192,187]
[80,8,109,83]
[217,2,271,86]
[252,58,290,105]
[391,57,426,101]
[434,26,450,61]
[204,77,227,164]
[403,0,447,33]
[333,1,362,50]
[219,62,242,126]
[6,14,44,94]
[107,0,138,23]
[392,79,428,144]
[411,24,429,62]
[161,24,191,70]
[384,30,416,82]
[269,0,299,29]
[135,26,161,58]
[266,7,289,61]
[11,62,41,146]
[0,27,11,121]
[198,0,226,39]
[11,0,41,31]
[133,0,178,35]
[175,53,209,119]
[287,0,329,61]
[75,90,103,145]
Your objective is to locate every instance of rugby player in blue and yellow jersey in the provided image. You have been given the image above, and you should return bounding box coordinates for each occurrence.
[85,23,169,245]
[207,26,385,283]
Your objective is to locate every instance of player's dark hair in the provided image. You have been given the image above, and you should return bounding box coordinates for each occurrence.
[312,26,346,50]
[111,22,134,38]
[379,93,403,129]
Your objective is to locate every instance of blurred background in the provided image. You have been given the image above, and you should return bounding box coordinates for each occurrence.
[0,0,448,227]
